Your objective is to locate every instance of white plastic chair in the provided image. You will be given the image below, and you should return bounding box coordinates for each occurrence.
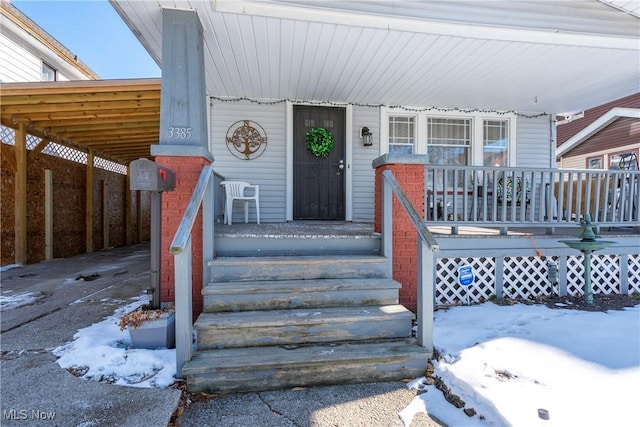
[221,181,260,225]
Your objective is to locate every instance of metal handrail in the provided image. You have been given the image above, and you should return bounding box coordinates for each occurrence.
[381,169,438,353]
[170,165,215,378]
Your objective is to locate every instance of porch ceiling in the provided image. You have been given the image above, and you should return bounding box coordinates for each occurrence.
[111,0,640,114]
[0,79,160,165]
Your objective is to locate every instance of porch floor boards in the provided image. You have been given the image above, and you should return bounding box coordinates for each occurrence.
[214,221,638,238]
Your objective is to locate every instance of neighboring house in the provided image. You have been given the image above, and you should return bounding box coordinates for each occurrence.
[556,93,640,170]
[0,0,98,82]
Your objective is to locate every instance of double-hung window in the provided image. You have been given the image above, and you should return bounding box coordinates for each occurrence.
[388,116,415,154]
[483,119,509,167]
[42,62,57,81]
[383,108,515,167]
[426,117,471,166]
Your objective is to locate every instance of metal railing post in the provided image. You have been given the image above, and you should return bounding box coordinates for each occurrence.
[417,241,434,352]
[174,237,193,378]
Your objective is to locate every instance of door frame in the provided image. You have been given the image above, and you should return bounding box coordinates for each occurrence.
[286,101,353,221]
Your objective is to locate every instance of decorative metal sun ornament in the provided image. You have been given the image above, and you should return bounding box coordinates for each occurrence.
[225,120,268,160]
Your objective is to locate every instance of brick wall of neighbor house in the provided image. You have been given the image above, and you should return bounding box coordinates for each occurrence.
[155,155,211,317]
[0,144,150,266]
[374,163,425,311]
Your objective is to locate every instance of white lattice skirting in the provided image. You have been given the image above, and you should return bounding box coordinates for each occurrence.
[436,253,640,306]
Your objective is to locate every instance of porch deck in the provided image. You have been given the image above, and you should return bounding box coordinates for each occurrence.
[214,220,638,239]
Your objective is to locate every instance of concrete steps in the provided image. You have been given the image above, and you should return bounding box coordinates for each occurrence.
[209,255,391,282]
[184,253,430,393]
[182,339,428,394]
[202,277,400,312]
[194,304,413,349]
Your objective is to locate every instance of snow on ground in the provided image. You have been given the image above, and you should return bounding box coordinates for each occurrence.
[52,299,640,425]
[406,303,640,426]
[0,291,42,310]
[53,296,176,388]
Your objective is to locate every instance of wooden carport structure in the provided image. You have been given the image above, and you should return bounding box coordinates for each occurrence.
[0,78,161,264]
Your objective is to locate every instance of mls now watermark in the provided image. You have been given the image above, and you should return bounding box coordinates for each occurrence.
[3,409,56,421]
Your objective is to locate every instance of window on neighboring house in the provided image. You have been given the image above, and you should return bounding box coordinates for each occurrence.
[483,119,508,167]
[42,62,57,81]
[587,157,603,169]
[388,116,415,154]
[426,117,471,166]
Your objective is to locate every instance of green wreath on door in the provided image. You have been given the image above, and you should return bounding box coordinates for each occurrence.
[305,127,335,158]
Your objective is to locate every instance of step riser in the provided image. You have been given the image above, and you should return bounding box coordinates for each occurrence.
[215,235,381,257]
[196,317,411,350]
[204,289,398,312]
[186,356,426,394]
[210,257,391,282]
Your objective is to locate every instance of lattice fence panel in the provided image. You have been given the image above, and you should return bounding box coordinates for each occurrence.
[504,256,554,299]
[95,157,127,175]
[436,257,495,305]
[1,125,125,174]
[591,255,620,294]
[629,254,640,294]
[566,256,584,296]
[0,125,15,144]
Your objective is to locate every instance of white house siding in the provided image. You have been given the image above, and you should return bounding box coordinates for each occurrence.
[0,32,41,82]
[516,114,553,168]
[351,105,380,222]
[209,100,287,223]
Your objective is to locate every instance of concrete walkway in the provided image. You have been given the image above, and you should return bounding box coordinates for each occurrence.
[1,244,443,427]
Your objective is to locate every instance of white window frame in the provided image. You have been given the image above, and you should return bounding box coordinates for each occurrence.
[381,107,517,166]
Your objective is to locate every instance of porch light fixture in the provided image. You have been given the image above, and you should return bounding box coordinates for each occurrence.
[361,127,373,146]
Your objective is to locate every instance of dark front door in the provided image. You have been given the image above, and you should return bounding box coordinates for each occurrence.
[293,106,345,220]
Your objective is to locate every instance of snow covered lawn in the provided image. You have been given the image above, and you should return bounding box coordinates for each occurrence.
[52,298,640,426]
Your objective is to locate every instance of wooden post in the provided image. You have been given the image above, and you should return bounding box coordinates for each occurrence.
[137,191,143,243]
[14,123,27,264]
[45,169,53,260]
[126,172,133,245]
[103,180,109,249]
[86,150,94,252]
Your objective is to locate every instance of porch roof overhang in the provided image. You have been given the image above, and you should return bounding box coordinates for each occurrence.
[0,78,161,165]
[111,0,640,114]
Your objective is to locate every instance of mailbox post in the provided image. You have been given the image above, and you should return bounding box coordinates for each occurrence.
[130,159,176,309]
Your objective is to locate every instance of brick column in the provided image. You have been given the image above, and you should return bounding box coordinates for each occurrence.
[155,156,211,317]
[374,160,425,311]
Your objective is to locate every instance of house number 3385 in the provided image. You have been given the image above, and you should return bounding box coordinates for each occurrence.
[167,127,192,140]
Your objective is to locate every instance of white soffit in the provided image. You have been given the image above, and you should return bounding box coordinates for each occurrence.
[111,0,640,113]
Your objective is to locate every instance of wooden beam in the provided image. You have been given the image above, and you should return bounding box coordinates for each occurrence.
[126,173,132,245]
[1,142,17,172]
[86,150,94,253]
[103,180,109,250]
[45,169,53,260]
[0,79,160,94]
[14,123,27,264]
[27,138,50,161]
[2,91,160,106]
[2,99,160,116]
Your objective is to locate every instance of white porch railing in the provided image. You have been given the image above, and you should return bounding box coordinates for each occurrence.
[381,170,439,353]
[424,166,639,231]
[169,165,216,378]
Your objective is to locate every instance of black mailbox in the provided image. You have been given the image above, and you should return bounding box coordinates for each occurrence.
[130,158,176,192]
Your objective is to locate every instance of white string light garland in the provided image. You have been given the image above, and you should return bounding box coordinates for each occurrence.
[209,95,550,119]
